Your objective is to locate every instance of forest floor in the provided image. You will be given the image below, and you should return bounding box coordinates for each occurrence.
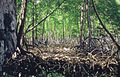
[3,44,120,77]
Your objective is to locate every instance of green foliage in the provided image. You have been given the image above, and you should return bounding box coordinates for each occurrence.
[95,0,120,27]
[17,0,120,40]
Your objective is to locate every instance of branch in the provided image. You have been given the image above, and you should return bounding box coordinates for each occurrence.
[25,0,66,33]
[92,0,120,50]
[25,23,32,31]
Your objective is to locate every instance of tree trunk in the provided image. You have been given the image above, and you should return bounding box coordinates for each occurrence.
[76,17,79,43]
[68,20,71,39]
[32,2,35,46]
[80,0,85,45]
[63,19,65,40]
[53,17,56,40]
[0,0,17,75]
[87,0,92,51]
[17,0,27,48]
[42,21,45,42]
[35,14,38,40]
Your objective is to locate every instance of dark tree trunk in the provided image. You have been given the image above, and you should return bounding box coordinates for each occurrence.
[17,0,27,48]
[42,21,45,42]
[87,0,92,51]
[35,14,38,40]
[32,2,35,46]
[0,0,17,75]
[80,0,85,46]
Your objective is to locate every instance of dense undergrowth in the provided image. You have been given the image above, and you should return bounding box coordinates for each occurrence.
[2,39,120,77]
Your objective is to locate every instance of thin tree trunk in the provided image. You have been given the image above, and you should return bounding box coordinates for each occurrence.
[0,0,17,75]
[80,0,85,45]
[47,17,49,39]
[35,4,38,40]
[42,21,45,42]
[63,19,65,40]
[35,14,38,40]
[17,0,34,55]
[76,17,79,42]
[68,20,71,39]
[32,2,35,46]
[87,0,92,50]
[17,0,27,48]
[54,18,56,40]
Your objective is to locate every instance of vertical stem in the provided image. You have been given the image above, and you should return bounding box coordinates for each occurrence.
[42,21,45,42]
[47,18,49,39]
[76,17,79,42]
[54,17,56,40]
[68,20,71,39]
[32,2,35,46]
[87,0,92,50]
[63,19,65,40]
[17,0,27,47]
[35,9,38,40]
[80,0,85,45]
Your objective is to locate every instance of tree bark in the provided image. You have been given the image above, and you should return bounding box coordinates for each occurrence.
[32,2,35,46]
[87,0,92,51]
[0,0,17,75]
[17,0,27,48]
[42,21,45,42]
[80,0,85,45]
[35,14,38,40]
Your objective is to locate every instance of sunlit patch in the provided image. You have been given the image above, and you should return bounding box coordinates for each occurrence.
[36,0,40,4]
[118,9,120,13]
[116,0,120,5]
